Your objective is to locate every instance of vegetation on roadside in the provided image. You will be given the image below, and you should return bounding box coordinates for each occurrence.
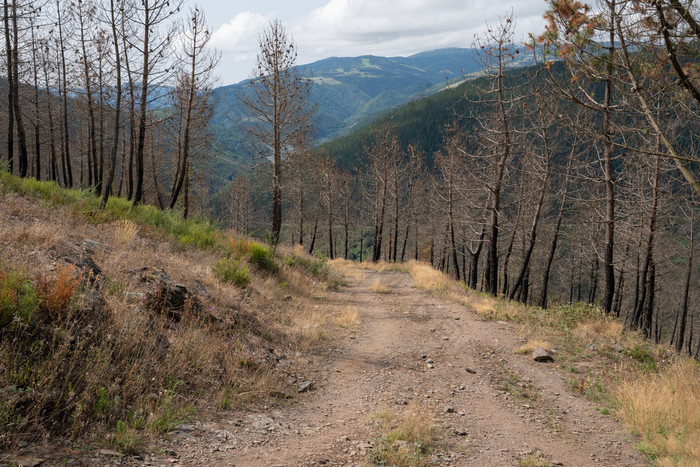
[0,171,338,454]
[368,405,441,467]
[404,259,700,465]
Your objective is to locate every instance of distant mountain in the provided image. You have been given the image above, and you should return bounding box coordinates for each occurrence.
[206,48,484,185]
[320,62,553,171]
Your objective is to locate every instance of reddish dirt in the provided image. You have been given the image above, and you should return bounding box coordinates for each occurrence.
[135,268,644,466]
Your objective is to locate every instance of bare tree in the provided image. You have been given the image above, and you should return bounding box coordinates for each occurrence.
[168,4,218,210]
[363,122,402,262]
[465,12,527,295]
[241,19,314,242]
[124,0,183,205]
[99,0,122,210]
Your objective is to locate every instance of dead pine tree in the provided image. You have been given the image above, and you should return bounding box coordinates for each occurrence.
[363,122,402,263]
[169,5,219,211]
[462,12,526,296]
[123,0,183,205]
[240,19,314,243]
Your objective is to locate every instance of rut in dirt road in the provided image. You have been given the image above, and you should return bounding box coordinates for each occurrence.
[148,268,643,466]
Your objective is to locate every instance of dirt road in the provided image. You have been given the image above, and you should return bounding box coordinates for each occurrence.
[146,268,644,466]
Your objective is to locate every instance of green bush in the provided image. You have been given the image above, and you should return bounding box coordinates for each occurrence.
[248,243,279,273]
[0,267,38,328]
[212,259,251,287]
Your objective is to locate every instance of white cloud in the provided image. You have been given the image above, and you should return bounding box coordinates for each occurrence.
[210,11,271,57]
[201,0,548,84]
[295,0,545,60]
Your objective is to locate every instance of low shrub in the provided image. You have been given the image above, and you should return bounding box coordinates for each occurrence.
[249,242,279,273]
[212,259,251,287]
[35,263,80,317]
[0,266,38,328]
[227,236,253,260]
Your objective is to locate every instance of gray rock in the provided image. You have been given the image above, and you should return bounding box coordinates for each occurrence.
[533,347,553,362]
[128,267,199,321]
[297,381,314,393]
[445,406,455,413]
[614,343,624,353]
[586,342,599,351]
[99,449,121,457]
[174,424,196,432]
[454,428,468,436]
[465,367,477,374]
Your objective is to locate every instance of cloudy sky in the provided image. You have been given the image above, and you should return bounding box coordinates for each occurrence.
[193,0,549,85]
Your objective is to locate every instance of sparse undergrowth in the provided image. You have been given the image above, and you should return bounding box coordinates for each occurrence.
[404,260,700,465]
[212,258,251,287]
[368,405,442,467]
[616,359,700,466]
[283,247,346,290]
[0,171,336,455]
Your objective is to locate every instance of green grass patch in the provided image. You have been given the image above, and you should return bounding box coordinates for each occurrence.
[212,259,251,287]
[248,243,279,273]
[626,345,658,372]
[0,170,221,251]
[0,265,38,329]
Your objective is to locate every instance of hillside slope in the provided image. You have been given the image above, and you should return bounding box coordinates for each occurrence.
[206,48,482,184]
[2,172,696,466]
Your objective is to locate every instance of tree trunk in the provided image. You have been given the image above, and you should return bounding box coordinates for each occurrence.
[601,3,617,314]
[79,5,98,188]
[99,0,122,210]
[4,0,14,175]
[58,0,73,187]
[675,196,694,353]
[540,145,574,308]
[10,0,28,177]
[510,121,551,301]
[133,0,151,205]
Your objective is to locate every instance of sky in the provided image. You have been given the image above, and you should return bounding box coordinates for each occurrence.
[192,0,549,86]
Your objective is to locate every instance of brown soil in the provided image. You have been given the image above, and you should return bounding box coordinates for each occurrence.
[133,268,645,466]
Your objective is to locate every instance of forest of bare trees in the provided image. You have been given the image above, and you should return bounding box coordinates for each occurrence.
[1,0,698,355]
[0,0,218,214]
[217,1,699,356]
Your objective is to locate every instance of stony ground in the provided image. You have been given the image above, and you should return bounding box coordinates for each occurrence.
[127,268,645,467]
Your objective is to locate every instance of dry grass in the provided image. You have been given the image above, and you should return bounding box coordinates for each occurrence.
[331,259,409,273]
[334,306,361,331]
[616,358,700,465]
[573,318,625,342]
[114,219,138,245]
[0,185,319,453]
[286,301,329,347]
[34,263,80,316]
[327,258,366,281]
[408,261,451,292]
[368,404,441,467]
[370,279,392,294]
[515,340,552,354]
[8,220,58,248]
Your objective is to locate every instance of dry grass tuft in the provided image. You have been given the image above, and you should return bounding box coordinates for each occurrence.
[35,263,80,316]
[368,404,440,467]
[370,279,391,294]
[457,290,499,316]
[616,358,700,465]
[287,302,329,347]
[333,260,409,273]
[574,318,624,342]
[335,306,361,331]
[515,340,552,354]
[327,259,366,281]
[114,219,138,245]
[408,261,451,292]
